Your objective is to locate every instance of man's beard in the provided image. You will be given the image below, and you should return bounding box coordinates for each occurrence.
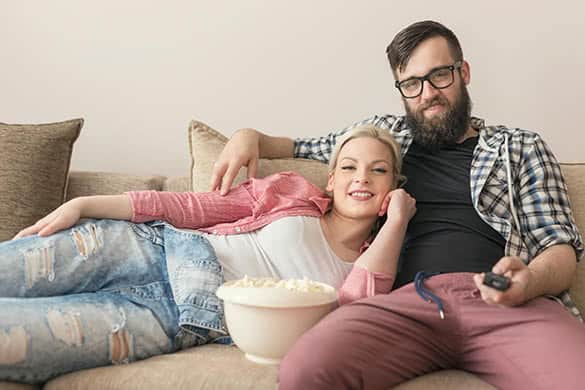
[404,83,472,151]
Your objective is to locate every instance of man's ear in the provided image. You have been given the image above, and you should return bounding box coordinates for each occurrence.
[461,60,471,85]
[326,172,334,192]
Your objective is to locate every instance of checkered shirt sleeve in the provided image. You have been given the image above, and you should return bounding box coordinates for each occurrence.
[516,134,584,260]
[293,114,402,162]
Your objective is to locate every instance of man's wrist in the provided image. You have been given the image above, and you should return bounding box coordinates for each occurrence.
[523,266,542,301]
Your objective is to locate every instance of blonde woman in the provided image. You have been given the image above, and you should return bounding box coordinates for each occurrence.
[0,125,414,383]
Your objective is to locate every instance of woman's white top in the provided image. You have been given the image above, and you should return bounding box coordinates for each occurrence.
[195,216,354,289]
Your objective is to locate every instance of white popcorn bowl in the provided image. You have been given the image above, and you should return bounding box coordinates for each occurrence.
[216,279,338,365]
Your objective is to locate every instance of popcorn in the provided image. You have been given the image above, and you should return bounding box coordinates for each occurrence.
[230,275,327,293]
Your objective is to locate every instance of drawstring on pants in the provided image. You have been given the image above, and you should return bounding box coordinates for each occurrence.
[414,271,445,320]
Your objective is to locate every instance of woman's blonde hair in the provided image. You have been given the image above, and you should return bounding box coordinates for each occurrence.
[328,124,404,187]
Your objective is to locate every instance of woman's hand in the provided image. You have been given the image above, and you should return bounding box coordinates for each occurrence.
[13,198,84,239]
[378,189,417,224]
[12,194,133,239]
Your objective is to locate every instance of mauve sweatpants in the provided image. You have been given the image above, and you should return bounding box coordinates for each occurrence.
[278,273,585,390]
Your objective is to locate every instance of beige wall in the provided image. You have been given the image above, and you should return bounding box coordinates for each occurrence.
[2,0,584,177]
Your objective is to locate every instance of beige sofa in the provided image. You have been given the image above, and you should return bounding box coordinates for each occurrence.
[1,120,584,389]
[2,162,584,390]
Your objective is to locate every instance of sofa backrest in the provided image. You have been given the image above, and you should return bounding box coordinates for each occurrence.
[66,171,167,200]
[66,163,585,314]
[559,164,585,313]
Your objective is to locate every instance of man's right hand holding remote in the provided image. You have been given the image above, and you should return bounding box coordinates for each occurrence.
[473,256,533,307]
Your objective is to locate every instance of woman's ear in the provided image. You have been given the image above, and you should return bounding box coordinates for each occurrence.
[326,172,335,192]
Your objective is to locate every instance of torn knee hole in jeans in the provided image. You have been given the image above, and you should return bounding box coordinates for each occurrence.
[72,224,102,257]
[0,327,28,365]
[110,309,133,364]
[47,309,84,346]
[110,329,133,364]
[23,246,55,288]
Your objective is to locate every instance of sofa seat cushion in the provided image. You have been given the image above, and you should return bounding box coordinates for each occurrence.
[393,370,497,389]
[43,345,278,390]
[0,383,39,390]
[42,343,498,390]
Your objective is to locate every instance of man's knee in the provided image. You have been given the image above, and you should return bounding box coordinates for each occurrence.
[278,333,346,389]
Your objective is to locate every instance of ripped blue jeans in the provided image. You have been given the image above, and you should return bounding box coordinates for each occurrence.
[0,219,227,384]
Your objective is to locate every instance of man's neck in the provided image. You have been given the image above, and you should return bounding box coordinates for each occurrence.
[457,125,478,143]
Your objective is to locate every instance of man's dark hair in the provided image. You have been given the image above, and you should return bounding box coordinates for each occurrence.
[386,20,463,74]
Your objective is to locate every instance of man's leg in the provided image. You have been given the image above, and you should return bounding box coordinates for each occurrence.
[278,283,460,390]
[461,295,585,390]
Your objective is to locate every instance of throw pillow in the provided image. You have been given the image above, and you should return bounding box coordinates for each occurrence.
[188,120,328,192]
[0,118,83,242]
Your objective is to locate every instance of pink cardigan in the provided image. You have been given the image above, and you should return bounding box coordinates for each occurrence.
[126,171,394,305]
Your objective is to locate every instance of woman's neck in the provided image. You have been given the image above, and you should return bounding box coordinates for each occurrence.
[319,211,377,262]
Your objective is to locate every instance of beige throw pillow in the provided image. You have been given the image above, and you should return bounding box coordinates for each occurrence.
[0,118,83,242]
[188,119,328,192]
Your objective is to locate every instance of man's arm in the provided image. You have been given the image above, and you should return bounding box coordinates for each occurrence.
[210,128,294,195]
[211,115,400,195]
[525,244,576,298]
[474,133,582,306]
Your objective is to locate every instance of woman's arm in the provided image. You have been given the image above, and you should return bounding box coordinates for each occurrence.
[14,195,132,238]
[127,171,328,230]
[354,189,415,275]
[337,189,416,305]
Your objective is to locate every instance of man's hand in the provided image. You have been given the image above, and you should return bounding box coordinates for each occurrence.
[13,199,84,239]
[210,128,260,195]
[473,256,534,307]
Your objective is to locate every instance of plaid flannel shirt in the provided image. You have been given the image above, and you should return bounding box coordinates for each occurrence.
[294,114,584,320]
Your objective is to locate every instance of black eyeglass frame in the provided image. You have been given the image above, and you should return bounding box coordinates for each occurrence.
[394,60,463,99]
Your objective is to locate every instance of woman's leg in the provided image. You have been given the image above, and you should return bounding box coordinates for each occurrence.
[0,283,180,384]
[0,219,165,297]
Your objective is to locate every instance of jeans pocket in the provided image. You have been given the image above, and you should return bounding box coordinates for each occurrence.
[130,222,164,244]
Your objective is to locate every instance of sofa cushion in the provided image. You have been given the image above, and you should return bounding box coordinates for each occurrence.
[162,176,190,192]
[0,383,39,390]
[41,343,497,390]
[66,171,167,200]
[188,120,328,192]
[560,163,585,314]
[44,344,278,390]
[0,119,83,242]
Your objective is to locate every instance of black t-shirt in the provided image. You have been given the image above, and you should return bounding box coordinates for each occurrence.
[393,137,506,288]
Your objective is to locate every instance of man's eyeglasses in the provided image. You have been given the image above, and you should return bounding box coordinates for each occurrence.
[395,61,463,99]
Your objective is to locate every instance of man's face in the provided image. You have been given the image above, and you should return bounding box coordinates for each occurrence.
[395,36,472,150]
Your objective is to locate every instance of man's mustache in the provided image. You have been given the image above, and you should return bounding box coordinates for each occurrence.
[419,97,449,113]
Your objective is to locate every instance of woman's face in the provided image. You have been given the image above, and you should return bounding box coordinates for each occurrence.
[327,137,395,220]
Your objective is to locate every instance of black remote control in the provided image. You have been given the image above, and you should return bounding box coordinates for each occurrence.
[483,272,511,291]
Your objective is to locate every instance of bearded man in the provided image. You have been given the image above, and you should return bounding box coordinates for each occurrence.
[211,20,585,390]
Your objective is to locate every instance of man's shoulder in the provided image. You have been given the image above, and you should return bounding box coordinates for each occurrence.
[359,113,406,130]
[480,122,543,145]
